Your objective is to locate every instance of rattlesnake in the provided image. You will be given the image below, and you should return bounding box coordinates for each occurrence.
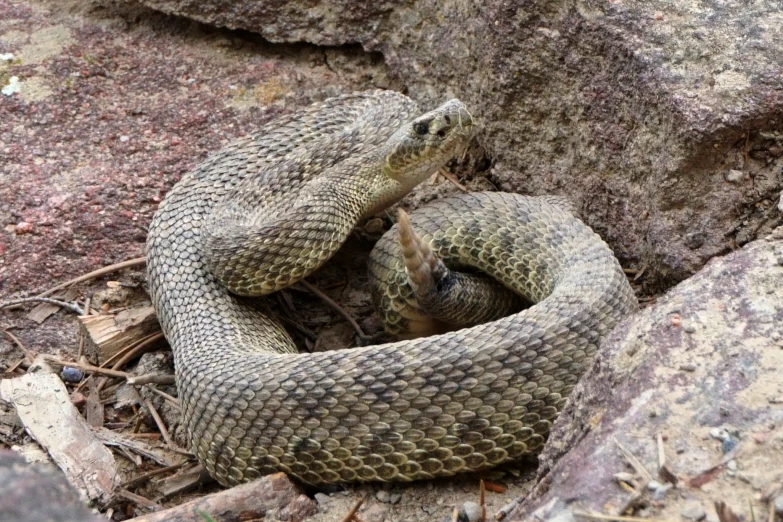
[146,90,637,486]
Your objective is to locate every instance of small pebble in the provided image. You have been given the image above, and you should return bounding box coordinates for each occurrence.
[364,218,385,235]
[683,324,697,333]
[70,392,87,408]
[61,367,84,383]
[649,481,672,501]
[361,504,388,522]
[462,501,482,522]
[725,170,744,183]
[726,460,737,471]
[388,492,402,504]
[722,438,738,453]
[314,493,330,506]
[681,500,706,520]
[773,495,783,515]
[15,222,33,235]
[375,490,390,503]
[679,363,697,372]
[1,75,20,96]
[709,428,729,441]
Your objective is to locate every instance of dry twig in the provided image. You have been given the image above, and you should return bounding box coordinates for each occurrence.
[3,330,35,363]
[495,498,521,520]
[129,473,310,522]
[147,386,180,408]
[299,280,368,340]
[120,462,186,490]
[144,399,175,450]
[480,479,487,522]
[614,437,653,484]
[128,374,176,386]
[117,488,162,511]
[439,168,468,192]
[0,297,84,315]
[112,332,164,372]
[38,257,146,298]
[43,356,133,379]
[339,497,365,522]
[572,512,674,522]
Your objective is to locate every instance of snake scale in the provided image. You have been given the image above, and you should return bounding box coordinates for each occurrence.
[147,90,638,487]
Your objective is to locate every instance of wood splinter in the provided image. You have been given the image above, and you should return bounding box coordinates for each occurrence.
[128,472,316,522]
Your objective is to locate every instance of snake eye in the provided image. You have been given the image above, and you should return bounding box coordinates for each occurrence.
[413,119,431,136]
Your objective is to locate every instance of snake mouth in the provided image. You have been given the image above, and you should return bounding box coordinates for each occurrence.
[410,99,475,140]
[453,103,475,133]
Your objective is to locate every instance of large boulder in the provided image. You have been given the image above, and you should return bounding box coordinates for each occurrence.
[136,0,783,288]
[509,230,783,521]
[0,451,103,522]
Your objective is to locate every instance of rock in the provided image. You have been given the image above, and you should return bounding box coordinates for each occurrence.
[722,437,739,454]
[774,495,783,515]
[69,392,86,408]
[375,489,390,503]
[725,170,744,183]
[0,451,103,522]
[681,500,706,520]
[136,0,783,287]
[649,482,672,501]
[362,503,389,522]
[462,501,482,522]
[14,222,32,235]
[510,237,783,520]
[314,492,330,506]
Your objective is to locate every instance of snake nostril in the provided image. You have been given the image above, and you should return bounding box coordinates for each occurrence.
[437,129,446,138]
[444,115,452,125]
[413,119,432,136]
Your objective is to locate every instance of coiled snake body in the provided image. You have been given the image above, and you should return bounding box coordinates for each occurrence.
[147,90,637,486]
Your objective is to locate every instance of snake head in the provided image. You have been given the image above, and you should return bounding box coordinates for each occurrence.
[383,99,475,185]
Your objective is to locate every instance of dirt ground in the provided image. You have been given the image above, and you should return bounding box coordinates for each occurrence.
[0,1,543,520]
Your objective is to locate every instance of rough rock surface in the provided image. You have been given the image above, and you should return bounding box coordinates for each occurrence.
[509,231,783,521]
[0,0,396,301]
[0,450,103,522]
[137,0,783,289]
